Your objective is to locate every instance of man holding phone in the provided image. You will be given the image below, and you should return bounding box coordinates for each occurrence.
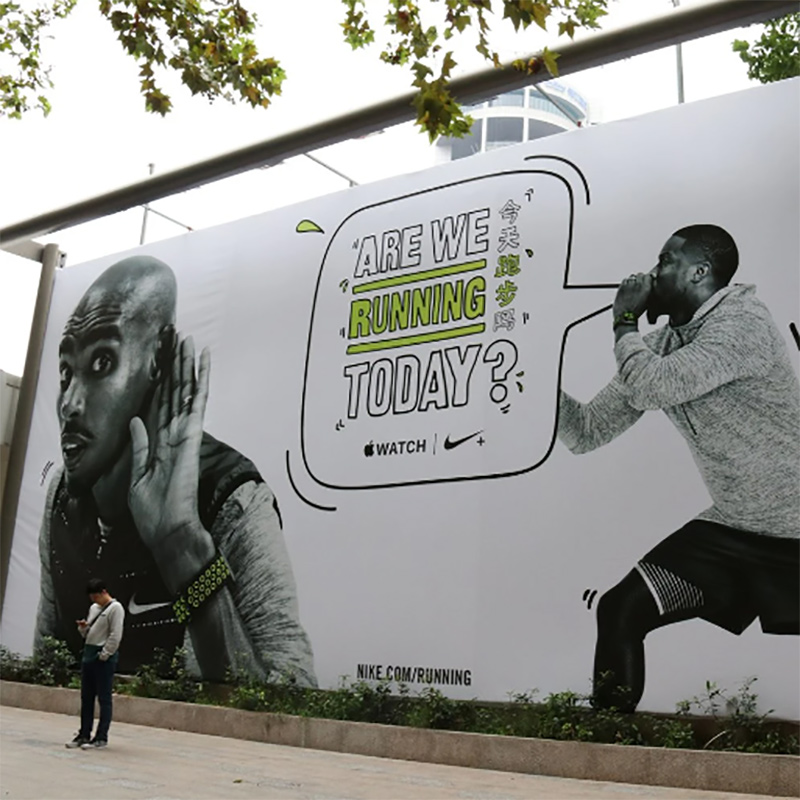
[66,578,124,749]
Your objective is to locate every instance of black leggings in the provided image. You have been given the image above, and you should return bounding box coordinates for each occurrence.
[593,569,700,712]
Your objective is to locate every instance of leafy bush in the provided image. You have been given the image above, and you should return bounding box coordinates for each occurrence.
[126,647,202,703]
[649,716,695,750]
[405,686,466,730]
[0,645,34,683]
[224,673,721,749]
[676,677,799,754]
[32,637,77,686]
[305,678,408,724]
[2,642,796,755]
[0,637,76,686]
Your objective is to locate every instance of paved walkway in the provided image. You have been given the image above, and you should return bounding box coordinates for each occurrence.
[0,706,793,800]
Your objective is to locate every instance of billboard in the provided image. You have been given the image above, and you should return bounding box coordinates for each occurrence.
[1,79,798,717]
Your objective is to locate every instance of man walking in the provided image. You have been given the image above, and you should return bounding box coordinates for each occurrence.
[66,578,124,749]
[558,224,799,712]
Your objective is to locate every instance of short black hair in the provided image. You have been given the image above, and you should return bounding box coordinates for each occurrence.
[673,224,739,287]
[86,578,107,595]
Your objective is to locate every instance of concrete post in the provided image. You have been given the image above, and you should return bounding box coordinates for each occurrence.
[0,243,62,619]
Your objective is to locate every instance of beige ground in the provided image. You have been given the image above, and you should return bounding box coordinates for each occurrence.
[0,705,794,800]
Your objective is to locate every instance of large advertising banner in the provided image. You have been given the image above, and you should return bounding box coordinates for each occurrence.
[1,79,798,717]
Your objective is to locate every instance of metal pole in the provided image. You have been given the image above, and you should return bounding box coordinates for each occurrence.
[0,0,796,248]
[673,0,686,104]
[0,243,62,619]
[142,205,193,232]
[303,153,359,187]
[139,163,155,245]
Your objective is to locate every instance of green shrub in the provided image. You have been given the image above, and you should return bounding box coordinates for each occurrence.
[0,638,76,686]
[0,645,35,683]
[677,677,799,754]
[2,642,796,755]
[127,647,202,702]
[404,686,465,729]
[32,637,77,686]
[648,717,695,749]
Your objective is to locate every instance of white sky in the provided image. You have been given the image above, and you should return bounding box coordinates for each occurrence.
[0,0,764,375]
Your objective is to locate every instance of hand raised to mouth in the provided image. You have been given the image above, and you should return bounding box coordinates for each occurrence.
[613,272,653,322]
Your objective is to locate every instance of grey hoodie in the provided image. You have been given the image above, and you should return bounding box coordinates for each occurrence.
[558,285,800,539]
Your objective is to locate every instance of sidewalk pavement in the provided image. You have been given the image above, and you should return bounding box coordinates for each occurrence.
[0,706,794,800]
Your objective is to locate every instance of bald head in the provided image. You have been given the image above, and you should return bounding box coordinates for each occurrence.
[66,256,177,340]
[57,256,178,494]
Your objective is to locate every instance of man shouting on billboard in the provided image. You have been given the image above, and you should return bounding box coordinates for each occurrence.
[35,256,317,686]
[558,224,799,712]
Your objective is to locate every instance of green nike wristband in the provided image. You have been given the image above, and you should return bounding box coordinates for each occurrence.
[613,311,638,330]
[173,552,232,624]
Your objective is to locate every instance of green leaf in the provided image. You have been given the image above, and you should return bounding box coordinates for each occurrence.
[532,3,551,31]
[541,46,560,76]
[558,18,575,39]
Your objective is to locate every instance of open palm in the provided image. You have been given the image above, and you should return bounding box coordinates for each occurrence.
[129,335,211,552]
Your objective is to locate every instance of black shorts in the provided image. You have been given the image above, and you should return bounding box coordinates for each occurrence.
[636,520,799,635]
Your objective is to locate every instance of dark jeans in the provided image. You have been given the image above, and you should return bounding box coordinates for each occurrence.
[80,651,118,741]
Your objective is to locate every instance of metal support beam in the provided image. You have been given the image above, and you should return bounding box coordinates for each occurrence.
[676,40,686,104]
[139,163,156,245]
[1,240,45,262]
[140,204,194,233]
[0,244,61,619]
[303,154,359,187]
[0,0,796,248]
[673,0,686,104]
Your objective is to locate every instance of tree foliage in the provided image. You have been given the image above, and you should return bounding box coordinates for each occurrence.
[0,0,77,118]
[1,0,610,137]
[96,0,285,116]
[732,12,800,85]
[341,0,609,139]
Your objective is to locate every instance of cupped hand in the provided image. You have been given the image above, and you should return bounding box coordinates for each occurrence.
[613,272,653,320]
[128,334,211,554]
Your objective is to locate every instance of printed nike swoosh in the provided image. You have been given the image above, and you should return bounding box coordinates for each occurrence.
[128,595,172,615]
[443,430,483,450]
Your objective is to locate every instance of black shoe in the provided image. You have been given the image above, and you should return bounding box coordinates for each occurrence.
[81,739,108,749]
[65,734,90,749]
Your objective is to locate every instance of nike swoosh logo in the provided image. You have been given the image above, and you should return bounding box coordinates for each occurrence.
[443,430,483,450]
[128,594,172,616]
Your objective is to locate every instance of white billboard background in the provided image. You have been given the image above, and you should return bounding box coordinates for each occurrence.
[2,78,798,716]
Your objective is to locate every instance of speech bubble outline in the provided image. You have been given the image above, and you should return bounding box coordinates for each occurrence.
[299,158,616,491]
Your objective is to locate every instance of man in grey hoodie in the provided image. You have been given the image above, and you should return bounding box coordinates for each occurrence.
[558,224,799,711]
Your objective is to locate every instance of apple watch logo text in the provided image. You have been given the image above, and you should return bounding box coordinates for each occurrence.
[363,438,428,457]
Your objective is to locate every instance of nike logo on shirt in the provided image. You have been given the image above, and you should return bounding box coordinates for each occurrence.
[127,594,172,616]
